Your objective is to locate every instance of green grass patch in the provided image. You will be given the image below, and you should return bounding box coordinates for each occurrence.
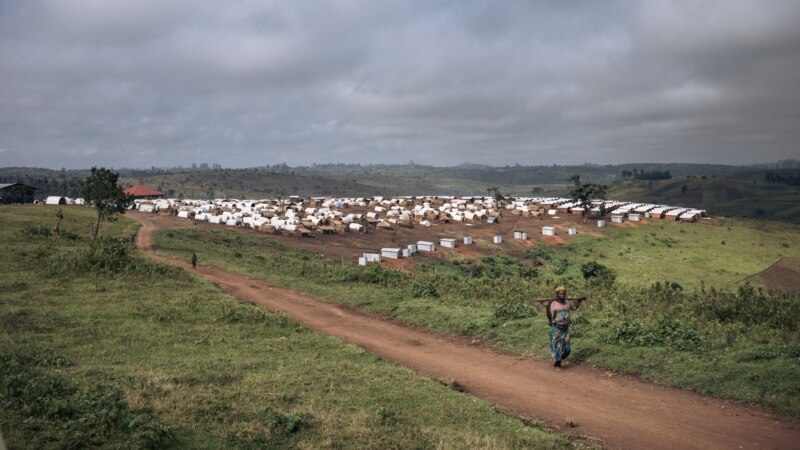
[569,218,800,288]
[1,205,576,449]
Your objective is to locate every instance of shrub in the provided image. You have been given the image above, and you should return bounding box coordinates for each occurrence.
[0,346,176,449]
[19,224,52,238]
[492,302,537,326]
[580,261,616,286]
[411,281,439,298]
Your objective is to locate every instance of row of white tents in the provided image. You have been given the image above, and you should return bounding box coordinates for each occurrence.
[43,196,86,206]
[134,195,707,235]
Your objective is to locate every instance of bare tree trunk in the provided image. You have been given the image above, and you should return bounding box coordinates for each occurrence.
[93,211,102,240]
[53,209,64,237]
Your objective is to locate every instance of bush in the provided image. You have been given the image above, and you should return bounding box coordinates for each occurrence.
[492,302,537,326]
[601,317,702,351]
[26,239,184,280]
[580,261,616,286]
[0,346,177,449]
[19,224,52,238]
[411,281,439,298]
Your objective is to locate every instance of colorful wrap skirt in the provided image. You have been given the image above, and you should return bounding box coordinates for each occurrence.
[549,324,571,362]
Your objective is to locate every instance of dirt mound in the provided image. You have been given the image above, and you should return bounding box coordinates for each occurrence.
[740,257,800,293]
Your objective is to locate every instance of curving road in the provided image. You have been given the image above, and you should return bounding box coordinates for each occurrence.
[132,212,800,449]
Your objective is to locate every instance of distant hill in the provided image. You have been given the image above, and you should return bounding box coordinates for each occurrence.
[605,171,800,222]
[3,163,798,222]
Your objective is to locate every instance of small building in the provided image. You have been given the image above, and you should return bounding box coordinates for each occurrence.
[363,252,381,263]
[665,209,688,222]
[0,183,37,204]
[597,220,606,228]
[440,238,456,248]
[514,231,528,240]
[417,241,435,252]
[628,213,640,222]
[493,235,503,244]
[381,248,401,259]
[568,227,577,235]
[680,210,702,222]
[611,215,624,223]
[407,244,418,254]
[542,226,556,236]
[463,236,473,245]
[124,185,165,200]
[358,257,367,266]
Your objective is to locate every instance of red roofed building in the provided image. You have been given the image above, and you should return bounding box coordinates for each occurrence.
[124,185,165,200]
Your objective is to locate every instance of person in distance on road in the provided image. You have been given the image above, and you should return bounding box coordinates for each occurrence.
[547,286,582,368]
[191,252,197,269]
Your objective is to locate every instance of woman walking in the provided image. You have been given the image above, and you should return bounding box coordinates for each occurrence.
[547,286,583,368]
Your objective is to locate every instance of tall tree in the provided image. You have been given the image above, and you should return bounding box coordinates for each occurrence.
[80,167,133,240]
[486,186,505,201]
[568,175,607,223]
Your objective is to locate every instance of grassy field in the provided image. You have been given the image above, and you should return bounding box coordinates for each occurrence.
[152,220,800,416]
[567,218,800,289]
[0,205,579,449]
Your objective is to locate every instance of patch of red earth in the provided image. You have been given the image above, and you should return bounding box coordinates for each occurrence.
[544,235,567,245]
[454,245,483,259]
[381,257,417,272]
[129,210,672,268]
[740,257,800,293]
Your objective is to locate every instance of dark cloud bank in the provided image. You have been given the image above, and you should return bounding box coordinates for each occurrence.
[1,0,798,169]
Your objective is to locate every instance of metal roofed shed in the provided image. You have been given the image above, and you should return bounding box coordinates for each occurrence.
[440,238,456,248]
[463,236,473,245]
[541,226,556,236]
[123,185,165,200]
[0,183,37,204]
[514,231,528,239]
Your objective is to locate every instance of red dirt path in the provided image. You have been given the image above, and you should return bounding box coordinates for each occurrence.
[132,213,800,450]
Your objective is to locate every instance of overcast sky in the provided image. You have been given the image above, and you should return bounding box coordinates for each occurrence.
[1,1,798,169]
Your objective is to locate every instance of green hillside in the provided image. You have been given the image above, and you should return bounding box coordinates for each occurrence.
[606,175,800,222]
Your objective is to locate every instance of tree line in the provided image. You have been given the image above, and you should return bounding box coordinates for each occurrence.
[620,169,672,180]
[764,171,800,186]
[0,173,83,198]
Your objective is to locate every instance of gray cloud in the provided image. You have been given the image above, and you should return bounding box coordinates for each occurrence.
[1,0,798,169]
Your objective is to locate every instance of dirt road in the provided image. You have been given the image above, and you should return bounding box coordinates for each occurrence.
[133,213,800,449]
